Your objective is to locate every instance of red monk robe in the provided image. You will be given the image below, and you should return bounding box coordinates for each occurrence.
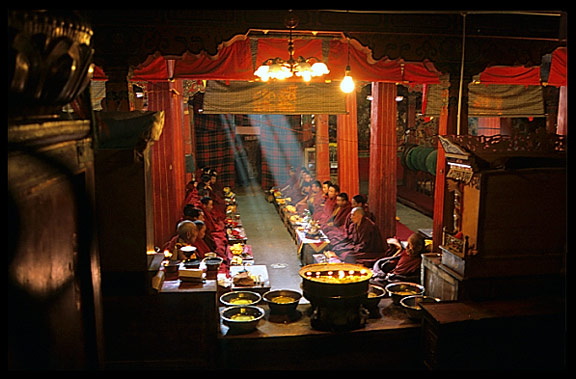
[296,181,324,214]
[370,234,425,286]
[192,220,228,266]
[330,209,388,267]
[199,199,228,254]
[313,195,336,224]
[322,201,352,242]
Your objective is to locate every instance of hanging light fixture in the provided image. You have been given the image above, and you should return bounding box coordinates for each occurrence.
[254,11,329,82]
[340,36,355,93]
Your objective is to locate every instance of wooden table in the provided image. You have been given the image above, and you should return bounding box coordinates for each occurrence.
[295,228,330,266]
[217,297,423,370]
[420,297,566,370]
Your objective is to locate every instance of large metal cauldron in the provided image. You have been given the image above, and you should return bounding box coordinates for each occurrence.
[299,263,373,331]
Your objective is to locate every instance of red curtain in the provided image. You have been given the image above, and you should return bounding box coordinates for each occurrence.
[128,35,443,84]
[174,37,254,80]
[479,65,541,85]
[548,47,567,87]
[256,38,324,64]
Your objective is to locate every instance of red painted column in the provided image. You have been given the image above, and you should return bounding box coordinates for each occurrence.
[432,86,450,251]
[148,78,187,246]
[336,93,359,196]
[315,114,331,183]
[369,82,397,239]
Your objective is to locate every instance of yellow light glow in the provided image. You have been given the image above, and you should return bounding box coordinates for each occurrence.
[340,74,355,93]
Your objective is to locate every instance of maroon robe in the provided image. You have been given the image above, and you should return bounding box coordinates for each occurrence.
[331,216,388,267]
[390,249,422,277]
[322,202,352,242]
[313,196,336,224]
[199,204,228,252]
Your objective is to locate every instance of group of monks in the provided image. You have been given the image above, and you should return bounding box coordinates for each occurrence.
[162,167,231,271]
[277,166,426,285]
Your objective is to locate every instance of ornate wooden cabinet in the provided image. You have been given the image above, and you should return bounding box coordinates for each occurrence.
[423,134,566,300]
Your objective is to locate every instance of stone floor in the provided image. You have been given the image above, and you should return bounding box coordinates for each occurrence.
[234,184,433,293]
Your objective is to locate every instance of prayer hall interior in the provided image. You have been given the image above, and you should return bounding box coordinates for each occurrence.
[8,9,567,371]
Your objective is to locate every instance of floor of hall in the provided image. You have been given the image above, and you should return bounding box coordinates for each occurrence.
[233,184,432,293]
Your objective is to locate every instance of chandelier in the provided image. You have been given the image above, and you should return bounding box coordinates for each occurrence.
[254,13,329,82]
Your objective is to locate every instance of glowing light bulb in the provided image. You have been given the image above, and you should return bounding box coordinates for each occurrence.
[340,71,355,93]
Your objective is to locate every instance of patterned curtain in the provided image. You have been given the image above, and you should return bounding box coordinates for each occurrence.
[254,114,303,189]
[194,113,236,187]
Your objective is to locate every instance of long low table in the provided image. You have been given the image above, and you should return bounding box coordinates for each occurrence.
[217,297,423,370]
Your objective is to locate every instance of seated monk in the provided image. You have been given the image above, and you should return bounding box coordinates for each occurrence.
[199,196,228,253]
[321,192,352,240]
[329,206,389,267]
[313,183,339,224]
[191,220,228,266]
[296,180,324,214]
[278,166,298,194]
[184,179,199,206]
[184,207,226,257]
[370,233,426,287]
[161,220,199,261]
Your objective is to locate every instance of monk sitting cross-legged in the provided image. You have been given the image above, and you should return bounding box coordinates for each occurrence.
[328,206,389,268]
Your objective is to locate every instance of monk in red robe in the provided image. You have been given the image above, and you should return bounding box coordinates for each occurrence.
[322,192,352,241]
[370,233,425,286]
[199,197,228,253]
[191,220,228,266]
[161,220,199,261]
[313,183,339,224]
[330,206,388,267]
[296,180,324,214]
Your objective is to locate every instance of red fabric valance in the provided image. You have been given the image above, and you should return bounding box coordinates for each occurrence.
[256,38,325,64]
[479,65,541,85]
[174,37,254,80]
[548,47,567,87]
[128,35,442,84]
[92,65,108,81]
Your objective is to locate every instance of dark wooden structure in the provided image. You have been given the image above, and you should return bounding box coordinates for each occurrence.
[422,134,566,301]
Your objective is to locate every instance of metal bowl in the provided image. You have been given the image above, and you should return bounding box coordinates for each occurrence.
[220,306,265,334]
[263,289,302,314]
[220,290,262,307]
[363,284,386,308]
[400,295,440,320]
[385,282,425,305]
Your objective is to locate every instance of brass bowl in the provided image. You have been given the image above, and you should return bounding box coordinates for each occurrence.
[363,284,386,308]
[221,306,265,334]
[263,289,302,314]
[220,290,261,307]
[385,282,425,305]
[400,295,440,320]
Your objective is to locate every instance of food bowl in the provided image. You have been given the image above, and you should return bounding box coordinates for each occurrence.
[221,306,265,334]
[385,282,425,305]
[363,284,386,308]
[183,259,201,269]
[400,295,441,320]
[220,291,262,307]
[263,289,302,314]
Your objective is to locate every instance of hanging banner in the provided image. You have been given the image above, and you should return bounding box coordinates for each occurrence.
[202,80,347,114]
[468,84,544,117]
[424,82,545,117]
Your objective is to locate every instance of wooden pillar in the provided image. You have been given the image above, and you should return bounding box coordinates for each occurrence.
[147,74,187,246]
[432,75,469,250]
[557,86,567,135]
[315,114,331,183]
[369,82,397,239]
[336,93,360,196]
